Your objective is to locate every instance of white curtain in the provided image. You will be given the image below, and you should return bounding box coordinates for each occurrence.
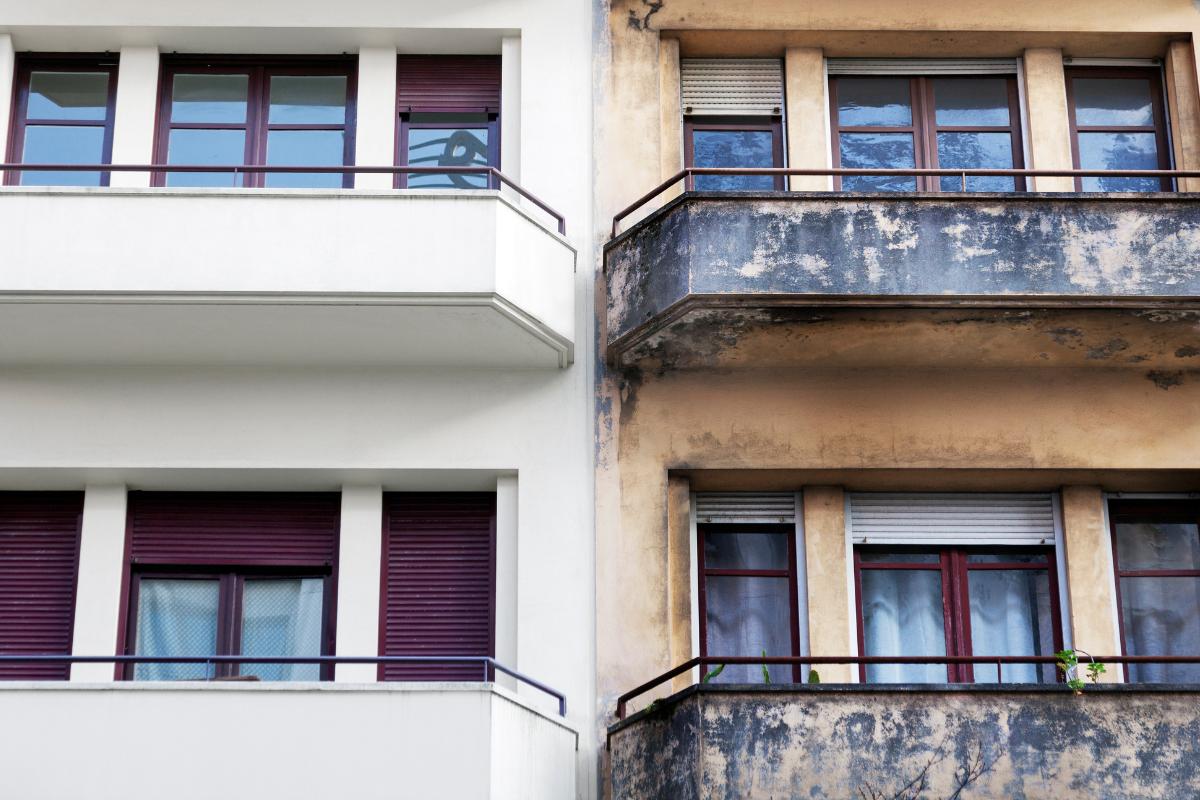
[134,578,221,681]
[861,570,946,683]
[968,569,1054,683]
[240,578,325,681]
[706,576,792,683]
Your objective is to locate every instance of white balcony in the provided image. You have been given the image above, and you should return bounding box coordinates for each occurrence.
[0,187,576,368]
[0,682,577,799]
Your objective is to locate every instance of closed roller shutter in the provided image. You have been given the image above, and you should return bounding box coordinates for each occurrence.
[694,492,796,524]
[0,492,84,680]
[826,58,1019,75]
[381,493,495,681]
[396,55,502,113]
[848,493,1057,546]
[127,492,340,568]
[681,58,784,116]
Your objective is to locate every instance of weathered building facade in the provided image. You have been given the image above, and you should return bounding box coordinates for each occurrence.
[596,1,1200,796]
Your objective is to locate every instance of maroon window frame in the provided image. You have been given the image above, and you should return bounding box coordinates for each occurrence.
[153,57,357,188]
[1065,66,1173,192]
[1109,499,1200,682]
[683,116,785,191]
[853,546,1063,683]
[696,522,803,682]
[829,75,1025,192]
[4,55,118,186]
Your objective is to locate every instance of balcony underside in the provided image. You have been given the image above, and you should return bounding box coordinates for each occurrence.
[605,193,1200,369]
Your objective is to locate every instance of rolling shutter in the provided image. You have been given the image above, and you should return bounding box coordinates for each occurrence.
[127,492,340,568]
[848,493,1057,546]
[0,492,84,680]
[681,58,784,116]
[695,492,796,524]
[396,55,502,113]
[381,493,495,681]
[826,58,1019,75]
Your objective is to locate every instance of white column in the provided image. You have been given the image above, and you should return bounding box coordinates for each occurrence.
[109,46,160,187]
[0,35,14,162]
[334,485,383,682]
[354,46,397,190]
[495,474,518,689]
[70,485,128,682]
[500,36,521,182]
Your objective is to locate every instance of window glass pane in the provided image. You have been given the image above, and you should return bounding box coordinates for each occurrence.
[839,132,917,191]
[690,130,776,191]
[936,132,1016,191]
[19,125,105,186]
[171,74,249,123]
[932,78,1011,126]
[1116,520,1200,571]
[240,578,324,681]
[837,78,912,127]
[860,569,947,683]
[704,531,789,570]
[26,71,109,121]
[406,127,490,188]
[1078,132,1161,191]
[966,552,1047,564]
[968,568,1056,683]
[859,551,940,564]
[268,75,347,124]
[1073,78,1155,127]
[134,579,220,681]
[1120,576,1200,682]
[704,575,793,683]
[264,130,345,188]
[166,129,246,187]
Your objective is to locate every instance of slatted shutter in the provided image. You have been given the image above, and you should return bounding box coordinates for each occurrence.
[848,493,1058,546]
[694,492,796,524]
[826,58,1019,75]
[0,492,84,680]
[681,58,784,116]
[127,492,340,567]
[396,55,502,113]
[381,493,495,681]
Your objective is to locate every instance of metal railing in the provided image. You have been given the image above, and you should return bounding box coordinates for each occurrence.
[0,163,567,236]
[615,654,1200,719]
[611,166,1200,237]
[0,654,566,717]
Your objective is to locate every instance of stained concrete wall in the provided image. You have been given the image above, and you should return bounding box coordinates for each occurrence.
[609,685,1200,799]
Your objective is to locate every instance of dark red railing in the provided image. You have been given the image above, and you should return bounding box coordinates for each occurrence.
[0,163,567,236]
[0,653,565,716]
[611,166,1200,237]
[615,654,1200,719]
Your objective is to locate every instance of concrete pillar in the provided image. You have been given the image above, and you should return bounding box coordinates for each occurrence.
[109,46,160,187]
[1022,48,1076,191]
[666,475,693,691]
[785,47,830,191]
[1165,39,1200,192]
[802,486,854,682]
[70,486,128,682]
[354,46,397,190]
[501,36,522,182]
[659,37,684,203]
[333,485,383,682]
[495,474,518,690]
[1060,486,1122,682]
[0,35,15,162]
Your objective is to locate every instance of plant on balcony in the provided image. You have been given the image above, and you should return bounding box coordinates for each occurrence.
[1055,649,1107,694]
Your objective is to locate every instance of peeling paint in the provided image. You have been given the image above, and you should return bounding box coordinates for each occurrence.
[1148,370,1185,390]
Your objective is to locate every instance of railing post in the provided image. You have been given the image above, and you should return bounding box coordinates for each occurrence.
[961,171,967,192]
[684,170,695,192]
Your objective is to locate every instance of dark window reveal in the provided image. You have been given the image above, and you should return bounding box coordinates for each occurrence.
[155,59,355,188]
[5,57,117,186]
[830,76,1024,192]
[1066,68,1172,191]
[684,118,784,191]
[855,547,1061,683]
[1110,500,1200,682]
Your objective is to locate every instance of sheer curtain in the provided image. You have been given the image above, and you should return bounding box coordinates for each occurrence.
[968,568,1055,683]
[240,578,325,681]
[860,570,946,683]
[134,578,220,681]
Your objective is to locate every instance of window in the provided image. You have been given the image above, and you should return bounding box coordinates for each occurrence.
[697,524,802,682]
[121,492,340,681]
[1110,500,1200,682]
[1066,67,1171,191]
[5,57,117,186]
[829,76,1024,191]
[155,59,355,188]
[396,56,501,189]
[855,548,1060,683]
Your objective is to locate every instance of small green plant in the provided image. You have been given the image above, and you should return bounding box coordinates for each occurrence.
[701,663,724,684]
[807,669,821,684]
[1086,661,1107,683]
[1056,648,1105,694]
[761,650,771,684]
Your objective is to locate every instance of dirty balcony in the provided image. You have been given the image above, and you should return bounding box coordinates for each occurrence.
[603,189,1200,369]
